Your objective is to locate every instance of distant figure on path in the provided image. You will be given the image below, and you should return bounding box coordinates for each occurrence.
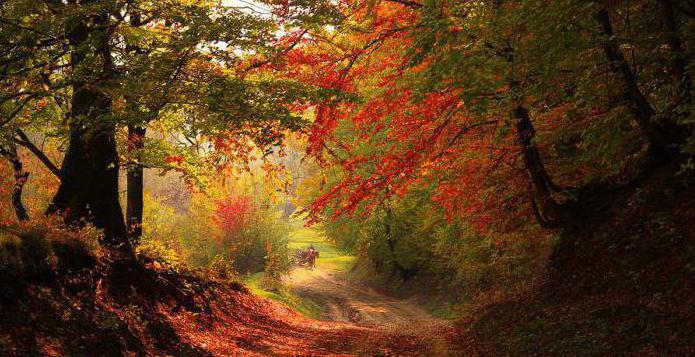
[307,244,319,268]
[294,245,320,268]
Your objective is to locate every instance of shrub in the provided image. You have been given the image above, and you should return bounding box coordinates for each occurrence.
[0,216,101,282]
[139,193,292,279]
[212,196,292,277]
[136,237,184,271]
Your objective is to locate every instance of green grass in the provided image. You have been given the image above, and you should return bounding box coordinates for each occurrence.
[243,272,324,318]
[242,219,355,318]
[286,222,355,272]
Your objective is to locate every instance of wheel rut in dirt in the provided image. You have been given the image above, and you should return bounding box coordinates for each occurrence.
[286,266,448,331]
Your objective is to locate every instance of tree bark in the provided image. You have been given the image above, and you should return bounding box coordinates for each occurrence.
[513,105,564,228]
[126,125,146,244]
[122,13,148,245]
[660,0,690,86]
[595,8,683,156]
[47,4,131,255]
[47,114,129,252]
[0,141,29,221]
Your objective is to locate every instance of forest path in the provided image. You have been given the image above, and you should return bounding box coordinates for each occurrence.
[286,266,446,329]
[284,224,449,332]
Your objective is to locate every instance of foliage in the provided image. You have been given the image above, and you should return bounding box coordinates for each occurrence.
[321,187,552,311]
[0,0,343,166]
[0,0,344,252]
[0,1,693,354]
[138,174,292,279]
[290,0,694,232]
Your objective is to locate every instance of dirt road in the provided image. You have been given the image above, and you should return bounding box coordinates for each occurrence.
[285,265,449,333]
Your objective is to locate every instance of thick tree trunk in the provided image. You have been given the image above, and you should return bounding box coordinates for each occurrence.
[126,125,146,244]
[660,0,690,87]
[595,8,683,156]
[48,7,131,255]
[0,142,29,221]
[47,114,129,252]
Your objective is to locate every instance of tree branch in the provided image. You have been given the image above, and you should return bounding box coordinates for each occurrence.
[14,129,62,180]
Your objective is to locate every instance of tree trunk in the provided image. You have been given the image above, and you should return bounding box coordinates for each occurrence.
[595,8,683,156]
[660,0,690,88]
[382,204,416,280]
[513,105,565,228]
[47,6,131,255]
[659,0,693,126]
[126,125,146,244]
[0,142,29,221]
[47,116,129,253]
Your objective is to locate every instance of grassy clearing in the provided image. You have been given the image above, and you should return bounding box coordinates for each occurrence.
[243,219,355,318]
[286,222,355,273]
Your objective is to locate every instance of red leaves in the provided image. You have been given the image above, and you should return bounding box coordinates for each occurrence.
[280,1,542,233]
[163,155,185,165]
[306,104,342,158]
[162,282,440,356]
[213,195,255,235]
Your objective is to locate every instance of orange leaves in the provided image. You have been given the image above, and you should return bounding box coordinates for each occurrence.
[163,155,185,165]
[161,281,437,356]
[449,25,463,34]
[306,104,345,158]
[289,1,528,232]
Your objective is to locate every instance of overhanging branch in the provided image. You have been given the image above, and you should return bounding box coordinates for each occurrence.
[14,129,61,180]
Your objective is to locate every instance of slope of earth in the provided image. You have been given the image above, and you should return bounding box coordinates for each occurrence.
[464,164,695,356]
[0,256,455,356]
[162,280,455,356]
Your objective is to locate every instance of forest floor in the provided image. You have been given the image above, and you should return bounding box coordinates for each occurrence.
[0,222,458,356]
[162,222,458,356]
[1,256,458,357]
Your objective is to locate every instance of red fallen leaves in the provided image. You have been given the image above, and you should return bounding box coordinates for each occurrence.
[0,254,455,356]
[162,282,452,356]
